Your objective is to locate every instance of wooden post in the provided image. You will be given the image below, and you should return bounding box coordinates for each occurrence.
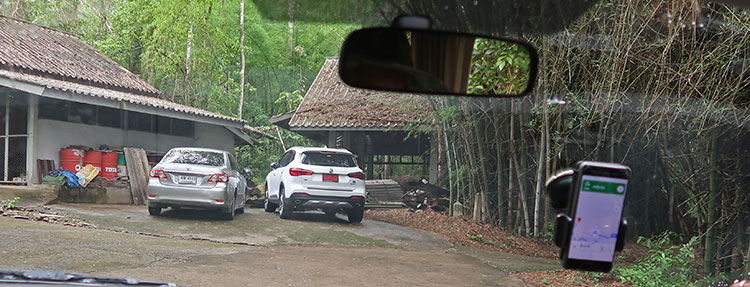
[429,132,438,184]
[366,134,374,180]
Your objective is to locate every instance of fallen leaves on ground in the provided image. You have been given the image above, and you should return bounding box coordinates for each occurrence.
[365,208,643,287]
[513,269,628,287]
[365,208,557,258]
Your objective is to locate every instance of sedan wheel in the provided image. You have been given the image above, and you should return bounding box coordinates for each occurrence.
[223,195,235,220]
[148,206,161,216]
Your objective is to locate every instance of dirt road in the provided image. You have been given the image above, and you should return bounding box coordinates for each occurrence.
[0,203,559,286]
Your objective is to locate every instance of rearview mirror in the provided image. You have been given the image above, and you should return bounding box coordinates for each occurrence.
[339,28,538,97]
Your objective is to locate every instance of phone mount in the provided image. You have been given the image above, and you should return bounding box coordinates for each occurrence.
[546,168,627,253]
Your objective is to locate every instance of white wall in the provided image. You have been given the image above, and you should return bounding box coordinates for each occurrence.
[31,102,236,183]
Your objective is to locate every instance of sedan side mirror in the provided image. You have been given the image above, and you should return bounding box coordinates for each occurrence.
[270,162,278,169]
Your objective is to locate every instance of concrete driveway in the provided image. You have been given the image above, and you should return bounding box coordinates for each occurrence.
[0,203,559,286]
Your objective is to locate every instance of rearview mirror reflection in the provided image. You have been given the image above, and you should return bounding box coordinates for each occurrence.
[339,28,538,97]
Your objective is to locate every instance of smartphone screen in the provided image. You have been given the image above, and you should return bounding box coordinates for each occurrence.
[567,174,628,262]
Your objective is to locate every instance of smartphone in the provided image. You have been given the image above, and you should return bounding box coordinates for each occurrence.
[562,161,630,272]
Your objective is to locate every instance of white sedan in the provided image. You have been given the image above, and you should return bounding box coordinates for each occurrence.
[264,146,366,223]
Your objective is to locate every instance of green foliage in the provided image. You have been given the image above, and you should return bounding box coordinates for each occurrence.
[274,90,303,112]
[1,196,20,211]
[467,38,531,95]
[469,233,483,241]
[616,232,699,286]
[235,128,312,184]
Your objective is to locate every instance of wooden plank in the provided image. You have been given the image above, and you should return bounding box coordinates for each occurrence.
[123,148,137,204]
[137,149,150,203]
[124,148,144,205]
[132,148,147,205]
[365,179,399,185]
[125,148,138,204]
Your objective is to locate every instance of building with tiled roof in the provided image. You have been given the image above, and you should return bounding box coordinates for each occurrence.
[271,57,437,181]
[0,16,264,185]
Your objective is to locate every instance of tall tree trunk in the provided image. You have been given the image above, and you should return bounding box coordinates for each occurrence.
[533,117,546,237]
[507,102,515,230]
[509,100,530,235]
[704,130,719,276]
[437,125,444,186]
[184,23,194,104]
[543,110,552,235]
[733,153,745,274]
[452,142,461,206]
[474,121,491,223]
[238,0,246,119]
[473,193,482,223]
[288,0,294,77]
[444,123,454,216]
[494,112,504,226]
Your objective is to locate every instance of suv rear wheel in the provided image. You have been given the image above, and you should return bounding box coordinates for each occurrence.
[347,208,364,223]
[279,187,292,219]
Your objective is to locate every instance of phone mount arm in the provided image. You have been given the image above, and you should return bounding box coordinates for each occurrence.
[547,169,627,252]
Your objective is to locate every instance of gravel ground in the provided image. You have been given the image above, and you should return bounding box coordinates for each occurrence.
[0,203,568,286]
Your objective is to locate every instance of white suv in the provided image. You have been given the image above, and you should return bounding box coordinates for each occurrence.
[263,147,366,223]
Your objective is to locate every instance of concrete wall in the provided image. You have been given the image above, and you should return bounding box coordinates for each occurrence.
[30,95,236,183]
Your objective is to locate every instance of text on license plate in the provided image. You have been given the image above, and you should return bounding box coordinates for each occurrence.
[323,174,338,182]
[178,175,196,183]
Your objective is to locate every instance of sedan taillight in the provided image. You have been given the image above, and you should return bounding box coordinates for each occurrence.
[348,172,366,180]
[208,173,229,183]
[289,168,314,176]
[149,169,167,179]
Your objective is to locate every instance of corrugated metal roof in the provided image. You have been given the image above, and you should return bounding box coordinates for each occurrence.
[0,16,159,95]
[289,57,429,130]
[0,69,243,123]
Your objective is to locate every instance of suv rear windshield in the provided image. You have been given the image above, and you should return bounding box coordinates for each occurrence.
[162,150,225,166]
[301,151,357,167]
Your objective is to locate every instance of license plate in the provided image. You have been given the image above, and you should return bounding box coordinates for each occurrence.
[323,174,338,182]
[178,175,196,184]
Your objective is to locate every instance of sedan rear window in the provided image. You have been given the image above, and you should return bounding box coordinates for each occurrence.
[161,150,225,166]
[301,152,356,167]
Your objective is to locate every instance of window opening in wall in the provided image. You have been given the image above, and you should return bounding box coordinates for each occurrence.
[38,97,195,138]
[0,93,28,182]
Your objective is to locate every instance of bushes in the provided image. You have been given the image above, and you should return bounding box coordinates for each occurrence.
[617,232,699,286]
[1,196,20,212]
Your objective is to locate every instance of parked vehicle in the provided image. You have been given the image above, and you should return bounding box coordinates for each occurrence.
[264,147,366,223]
[146,147,246,220]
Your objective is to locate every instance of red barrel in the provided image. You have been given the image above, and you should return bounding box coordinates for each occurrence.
[60,148,83,172]
[100,152,119,179]
[83,150,102,172]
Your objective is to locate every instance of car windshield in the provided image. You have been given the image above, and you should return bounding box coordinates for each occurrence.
[161,150,225,167]
[301,151,357,167]
[1,1,748,286]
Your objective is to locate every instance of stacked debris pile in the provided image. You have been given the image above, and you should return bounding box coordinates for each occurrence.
[394,177,450,212]
[0,206,94,228]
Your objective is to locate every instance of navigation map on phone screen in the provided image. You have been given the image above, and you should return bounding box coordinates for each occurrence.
[568,175,628,262]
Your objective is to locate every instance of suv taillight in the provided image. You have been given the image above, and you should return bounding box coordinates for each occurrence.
[348,172,365,180]
[149,169,167,179]
[289,168,314,176]
[208,173,229,183]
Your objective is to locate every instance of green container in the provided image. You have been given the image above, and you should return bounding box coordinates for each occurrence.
[117,153,126,165]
